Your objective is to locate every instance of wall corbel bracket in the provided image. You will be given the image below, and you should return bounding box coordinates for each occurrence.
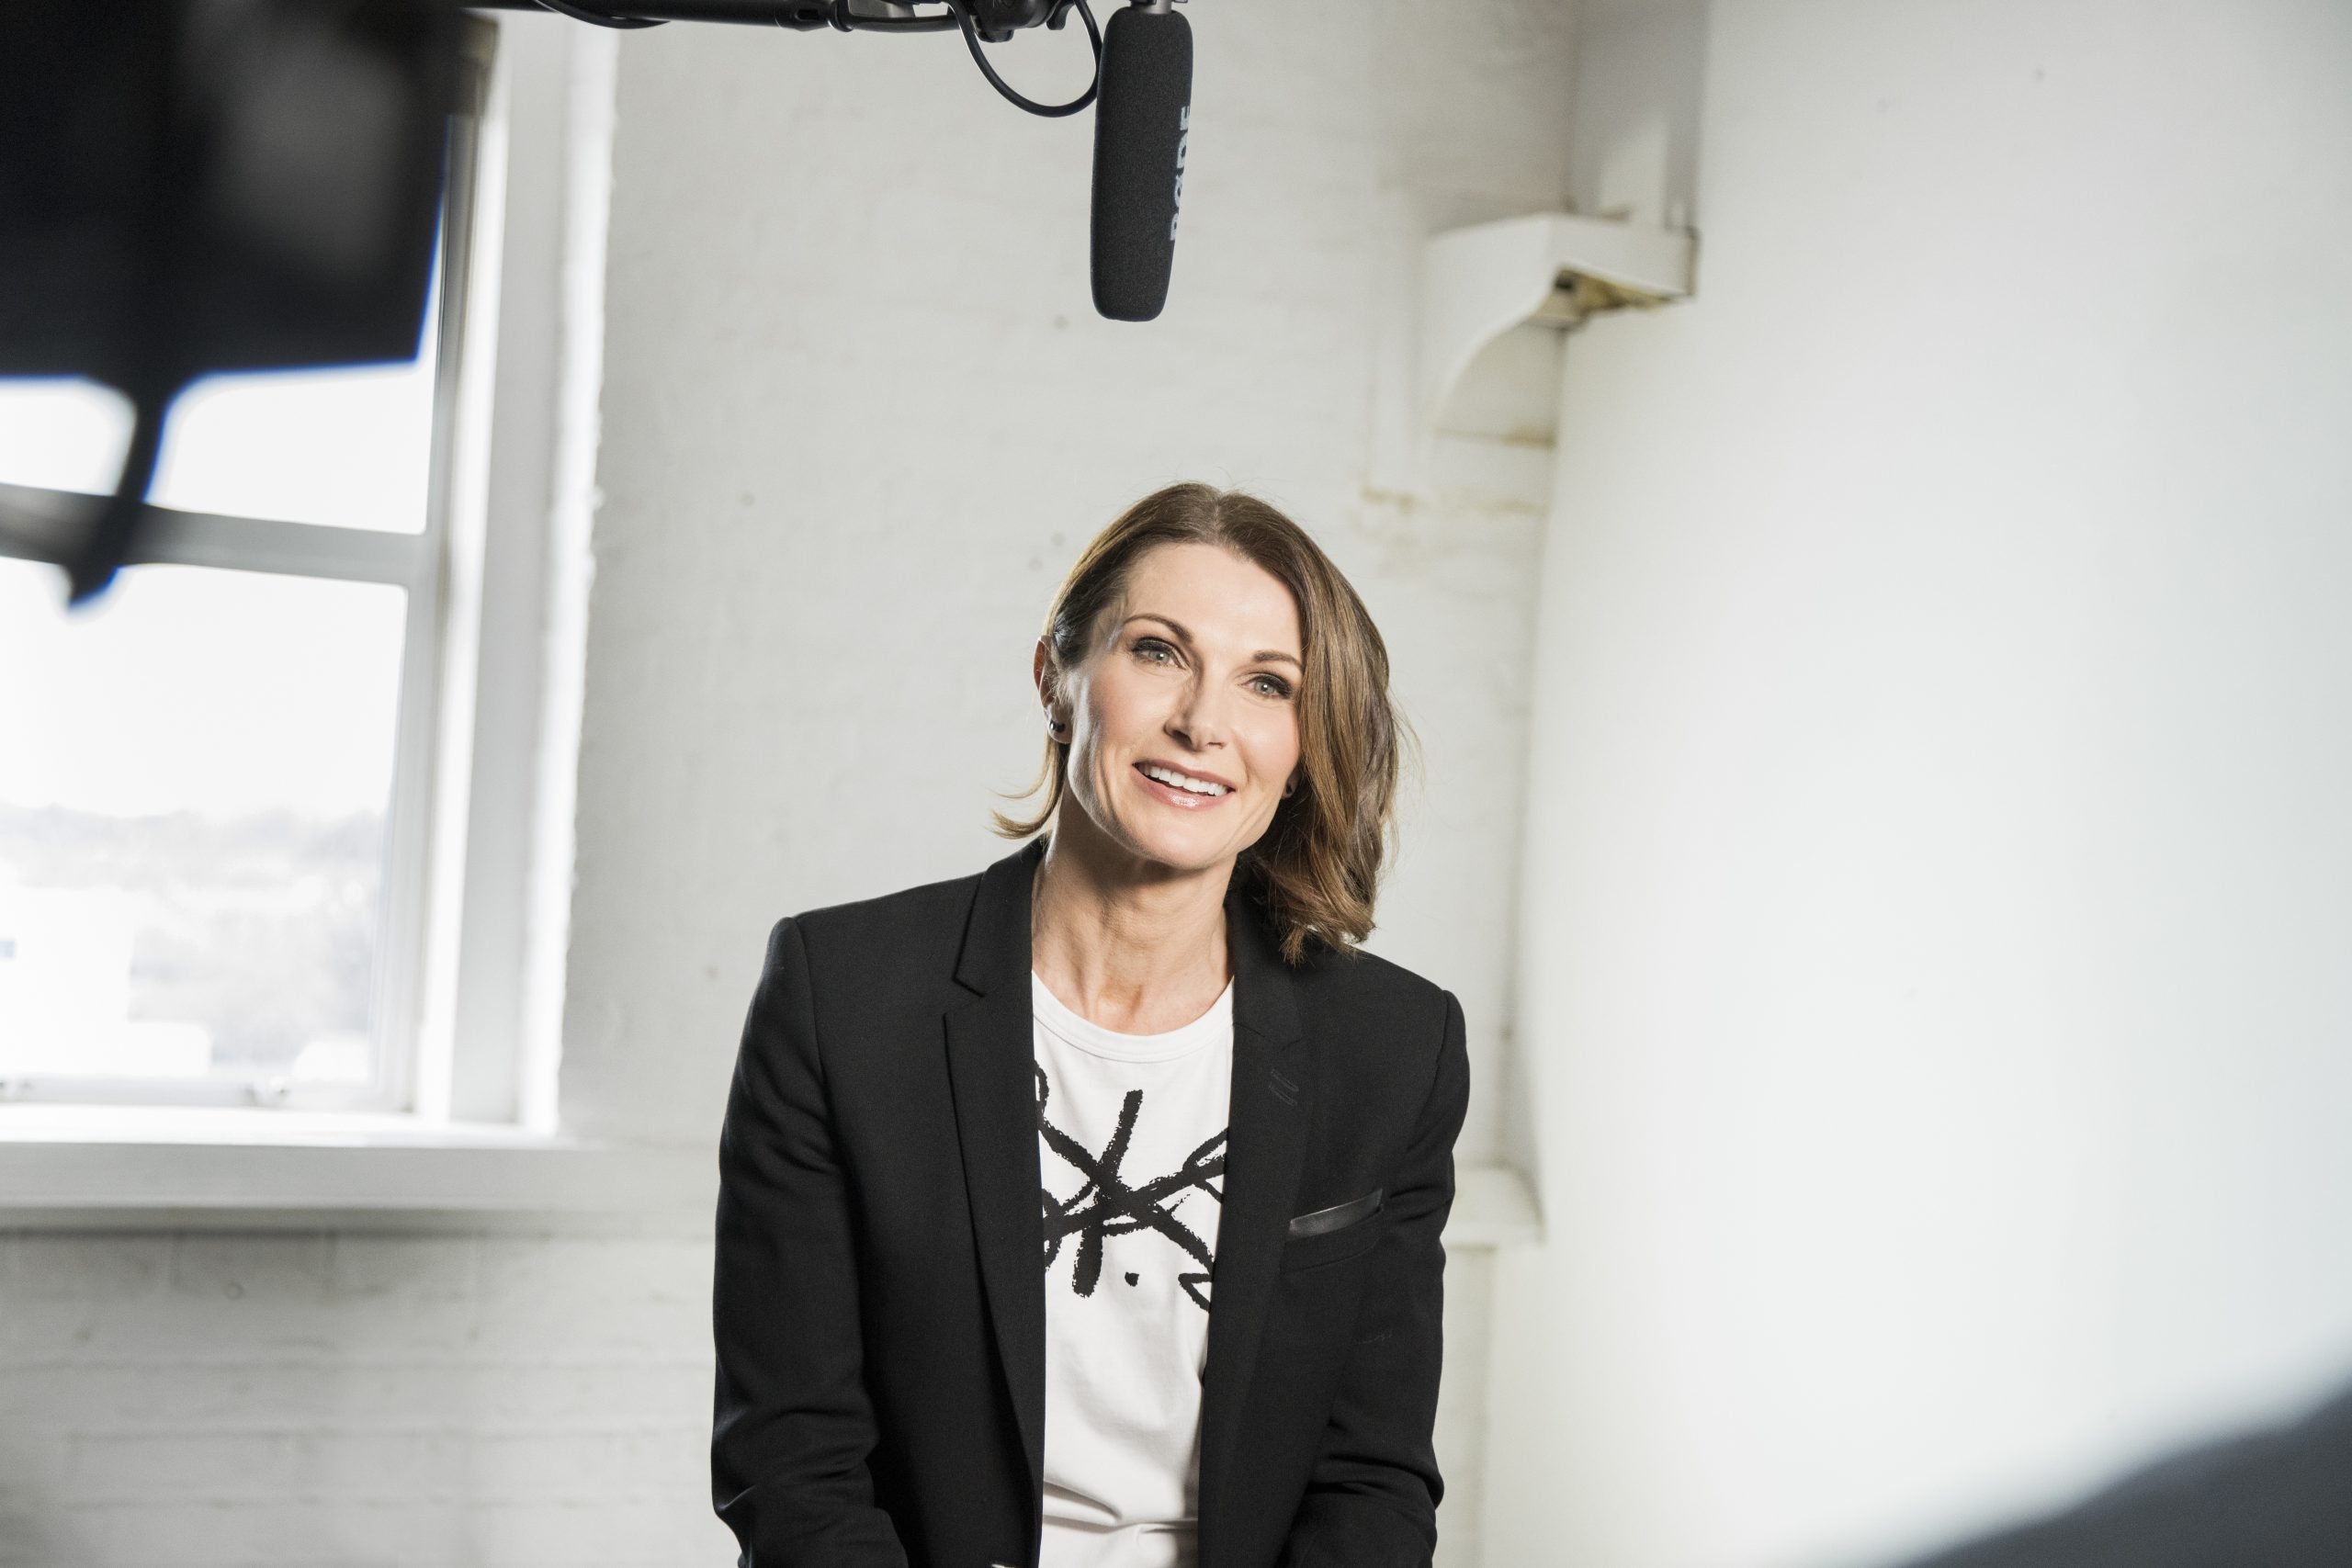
[1418,212,1696,440]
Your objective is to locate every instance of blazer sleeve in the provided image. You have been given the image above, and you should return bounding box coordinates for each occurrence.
[711,916,910,1568]
[1276,989,1471,1568]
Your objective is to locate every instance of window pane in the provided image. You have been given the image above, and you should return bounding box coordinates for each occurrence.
[0,378,134,497]
[0,560,408,1089]
[0,272,439,535]
[148,328,440,534]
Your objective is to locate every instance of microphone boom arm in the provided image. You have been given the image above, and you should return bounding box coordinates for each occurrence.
[463,0,1080,36]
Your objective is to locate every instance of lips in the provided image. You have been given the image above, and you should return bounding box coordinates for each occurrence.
[1133,760,1235,808]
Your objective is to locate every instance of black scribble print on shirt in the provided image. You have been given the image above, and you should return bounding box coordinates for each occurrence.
[1037,1064,1226,1313]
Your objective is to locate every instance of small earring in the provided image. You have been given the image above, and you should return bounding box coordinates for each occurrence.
[1047,714,1069,740]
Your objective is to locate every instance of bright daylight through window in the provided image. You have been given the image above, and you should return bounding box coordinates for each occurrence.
[0,39,488,1112]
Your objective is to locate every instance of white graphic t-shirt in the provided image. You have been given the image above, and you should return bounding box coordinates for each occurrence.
[1032,972,1235,1568]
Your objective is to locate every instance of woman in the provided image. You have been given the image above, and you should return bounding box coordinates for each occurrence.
[712,484,1469,1568]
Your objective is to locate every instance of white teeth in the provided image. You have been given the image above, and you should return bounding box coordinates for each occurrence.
[1143,763,1229,796]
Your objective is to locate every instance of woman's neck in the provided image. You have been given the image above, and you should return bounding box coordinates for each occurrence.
[1030,808,1232,1035]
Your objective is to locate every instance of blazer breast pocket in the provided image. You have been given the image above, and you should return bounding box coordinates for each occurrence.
[1280,1187,1385,1271]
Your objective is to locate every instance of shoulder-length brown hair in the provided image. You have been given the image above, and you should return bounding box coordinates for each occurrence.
[996,483,1406,964]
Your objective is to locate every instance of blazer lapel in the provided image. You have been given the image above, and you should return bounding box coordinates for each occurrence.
[1197,884,1309,1566]
[943,839,1049,1507]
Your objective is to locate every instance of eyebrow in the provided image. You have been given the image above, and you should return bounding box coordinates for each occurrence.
[1122,612,1302,670]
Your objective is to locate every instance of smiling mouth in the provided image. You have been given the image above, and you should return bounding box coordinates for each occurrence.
[1135,761,1233,803]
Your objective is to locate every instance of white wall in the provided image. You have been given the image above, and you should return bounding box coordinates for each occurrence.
[0,1230,715,1565]
[1487,3,2352,1564]
[0,6,1578,1566]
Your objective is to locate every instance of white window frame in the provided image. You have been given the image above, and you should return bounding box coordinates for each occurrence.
[0,14,656,1217]
[409,9,609,1134]
[0,22,492,1117]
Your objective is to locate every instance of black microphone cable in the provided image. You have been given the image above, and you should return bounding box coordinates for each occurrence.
[532,0,667,28]
[946,0,1100,118]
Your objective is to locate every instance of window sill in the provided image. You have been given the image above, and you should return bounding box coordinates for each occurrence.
[0,1106,714,1232]
[0,1110,1538,1247]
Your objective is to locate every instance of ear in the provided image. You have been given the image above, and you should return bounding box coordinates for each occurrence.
[1033,636,1058,715]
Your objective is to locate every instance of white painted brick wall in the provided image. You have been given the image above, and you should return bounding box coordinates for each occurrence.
[0,1233,731,1567]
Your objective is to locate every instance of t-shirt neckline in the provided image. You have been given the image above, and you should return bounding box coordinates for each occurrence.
[1029,972,1235,1064]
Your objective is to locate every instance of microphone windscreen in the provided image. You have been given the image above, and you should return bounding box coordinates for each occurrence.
[1090,5,1193,322]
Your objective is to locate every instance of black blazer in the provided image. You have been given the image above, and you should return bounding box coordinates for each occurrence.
[712,837,1470,1568]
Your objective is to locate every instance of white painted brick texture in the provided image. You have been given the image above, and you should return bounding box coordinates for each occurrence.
[0,1234,729,1568]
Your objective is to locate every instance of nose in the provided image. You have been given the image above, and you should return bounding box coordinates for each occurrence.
[1165,672,1227,753]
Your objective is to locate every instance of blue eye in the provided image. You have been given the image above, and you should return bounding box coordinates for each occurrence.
[1133,637,1176,663]
[1250,673,1295,699]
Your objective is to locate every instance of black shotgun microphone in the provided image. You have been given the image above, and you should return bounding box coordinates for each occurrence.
[1089,1,1193,321]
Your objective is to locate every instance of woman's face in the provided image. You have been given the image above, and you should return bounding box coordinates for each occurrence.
[1044,542,1305,879]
